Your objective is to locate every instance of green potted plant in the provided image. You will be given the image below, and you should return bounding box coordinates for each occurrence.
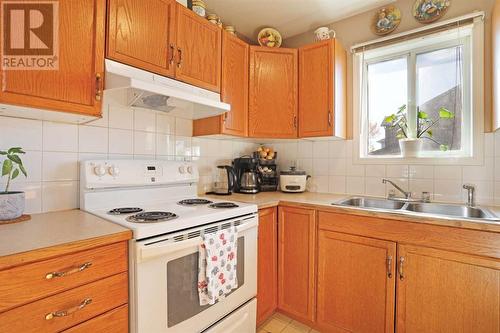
[0,147,27,221]
[384,105,454,157]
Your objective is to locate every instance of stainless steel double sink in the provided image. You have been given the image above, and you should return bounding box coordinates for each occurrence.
[333,197,500,221]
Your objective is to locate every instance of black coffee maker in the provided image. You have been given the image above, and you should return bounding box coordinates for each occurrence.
[233,156,261,194]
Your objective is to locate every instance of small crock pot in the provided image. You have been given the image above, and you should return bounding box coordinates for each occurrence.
[279,167,310,193]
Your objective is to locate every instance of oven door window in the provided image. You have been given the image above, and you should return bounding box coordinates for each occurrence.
[166,237,245,327]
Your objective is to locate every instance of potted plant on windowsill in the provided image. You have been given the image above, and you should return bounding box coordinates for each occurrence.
[384,105,455,158]
[0,147,27,221]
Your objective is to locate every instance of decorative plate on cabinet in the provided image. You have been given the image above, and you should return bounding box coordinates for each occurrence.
[258,28,282,48]
[372,6,401,36]
[413,0,451,23]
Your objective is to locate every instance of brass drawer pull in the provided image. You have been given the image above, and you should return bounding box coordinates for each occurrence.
[45,298,92,320]
[95,73,103,101]
[177,48,183,68]
[399,256,405,280]
[169,44,175,65]
[45,262,92,280]
[387,255,393,279]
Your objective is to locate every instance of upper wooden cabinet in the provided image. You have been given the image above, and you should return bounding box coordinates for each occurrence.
[396,244,500,333]
[175,5,221,92]
[193,32,249,137]
[317,230,396,333]
[0,0,105,116]
[107,1,221,92]
[249,47,298,138]
[278,206,316,324]
[107,0,176,77]
[298,39,346,138]
[256,207,278,325]
[493,0,500,131]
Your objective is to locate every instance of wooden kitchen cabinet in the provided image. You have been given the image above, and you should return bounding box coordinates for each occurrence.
[107,1,221,92]
[256,207,278,325]
[277,206,316,323]
[0,0,105,116]
[396,244,500,333]
[193,32,249,137]
[175,4,221,92]
[249,47,298,138]
[107,0,177,77]
[298,40,346,138]
[317,231,396,333]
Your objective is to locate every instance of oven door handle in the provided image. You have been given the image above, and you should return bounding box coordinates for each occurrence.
[138,218,258,262]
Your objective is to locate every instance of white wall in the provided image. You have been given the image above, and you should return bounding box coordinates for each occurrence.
[270,136,499,205]
[0,91,257,214]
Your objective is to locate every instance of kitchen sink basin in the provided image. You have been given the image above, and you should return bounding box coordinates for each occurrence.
[336,197,406,210]
[333,196,500,221]
[404,202,499,220]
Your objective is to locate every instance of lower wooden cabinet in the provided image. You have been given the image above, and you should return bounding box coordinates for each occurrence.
[257,207,278,325]
[277,206,316,323]
[396,245,500,333]
[64,304,128,333]
[317,231,396,333]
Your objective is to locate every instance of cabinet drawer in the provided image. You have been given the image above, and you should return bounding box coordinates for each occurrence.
[63,304,128,333]
[0,242,128,312]
[0,272,128,333]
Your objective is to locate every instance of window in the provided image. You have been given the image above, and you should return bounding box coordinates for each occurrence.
[354,20,484,163]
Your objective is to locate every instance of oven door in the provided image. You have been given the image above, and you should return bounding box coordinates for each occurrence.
[131,215,258,333]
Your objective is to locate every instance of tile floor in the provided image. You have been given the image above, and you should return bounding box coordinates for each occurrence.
[257,313,320,333]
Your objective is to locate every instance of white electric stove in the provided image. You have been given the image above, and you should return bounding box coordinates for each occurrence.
[80,160,258,333]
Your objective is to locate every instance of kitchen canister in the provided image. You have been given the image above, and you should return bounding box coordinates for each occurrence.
[192,0,206,17]
[207,13,219,25]
[225,26,236,35]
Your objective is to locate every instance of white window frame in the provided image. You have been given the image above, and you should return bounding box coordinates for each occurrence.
[353,17,484,165]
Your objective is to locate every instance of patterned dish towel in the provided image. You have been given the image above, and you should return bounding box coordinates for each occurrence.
[198,227,238,306]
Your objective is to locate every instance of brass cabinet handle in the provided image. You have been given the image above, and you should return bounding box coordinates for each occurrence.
[45,298,92,320]
[169,44,175,65]
[293,116,297,129]
[328,110,332,127]
[95,73,103,101]
[387,255,393,279]
[399,256,405,280]
[177,48,183,68]
[45,262,92,280]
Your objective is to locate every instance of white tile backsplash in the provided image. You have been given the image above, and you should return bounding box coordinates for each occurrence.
[269,133,500,205]
[0,97,257,214]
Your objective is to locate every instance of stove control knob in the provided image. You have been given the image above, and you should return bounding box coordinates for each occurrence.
[187,166,193,174]
[178,166,186,174]
[108,165,120,177]
[93,165,107,177]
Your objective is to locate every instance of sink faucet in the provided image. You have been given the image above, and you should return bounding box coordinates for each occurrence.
[463,184,476,207]
[382,179,411,199]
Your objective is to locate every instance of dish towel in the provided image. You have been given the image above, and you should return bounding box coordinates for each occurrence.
[198,227,238,306]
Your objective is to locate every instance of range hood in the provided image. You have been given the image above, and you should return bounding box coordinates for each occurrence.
[104,59,230,119]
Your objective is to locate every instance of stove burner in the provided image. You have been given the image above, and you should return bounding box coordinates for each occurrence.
[208,202,239,209]
[108,207,144,215]
[126,211,178,223]
[177,198,213,206]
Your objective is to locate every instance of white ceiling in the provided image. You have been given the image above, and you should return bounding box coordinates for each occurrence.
[205,0,396,41]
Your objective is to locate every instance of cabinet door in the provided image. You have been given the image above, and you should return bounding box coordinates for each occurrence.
[397,245,500,333]
[0,0,105,116]
[175,4,221,92]
[193,32,248,137]
[299,40,333,137]
[107,0,176,77]
[278,206,315,323]
[317,231,396,333]
[298,39,346,138]
[257,207,278,325]
[249,47,298,138]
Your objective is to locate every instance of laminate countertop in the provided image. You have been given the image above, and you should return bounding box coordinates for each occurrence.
[205,192,500,233]
[0,209,131,270]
